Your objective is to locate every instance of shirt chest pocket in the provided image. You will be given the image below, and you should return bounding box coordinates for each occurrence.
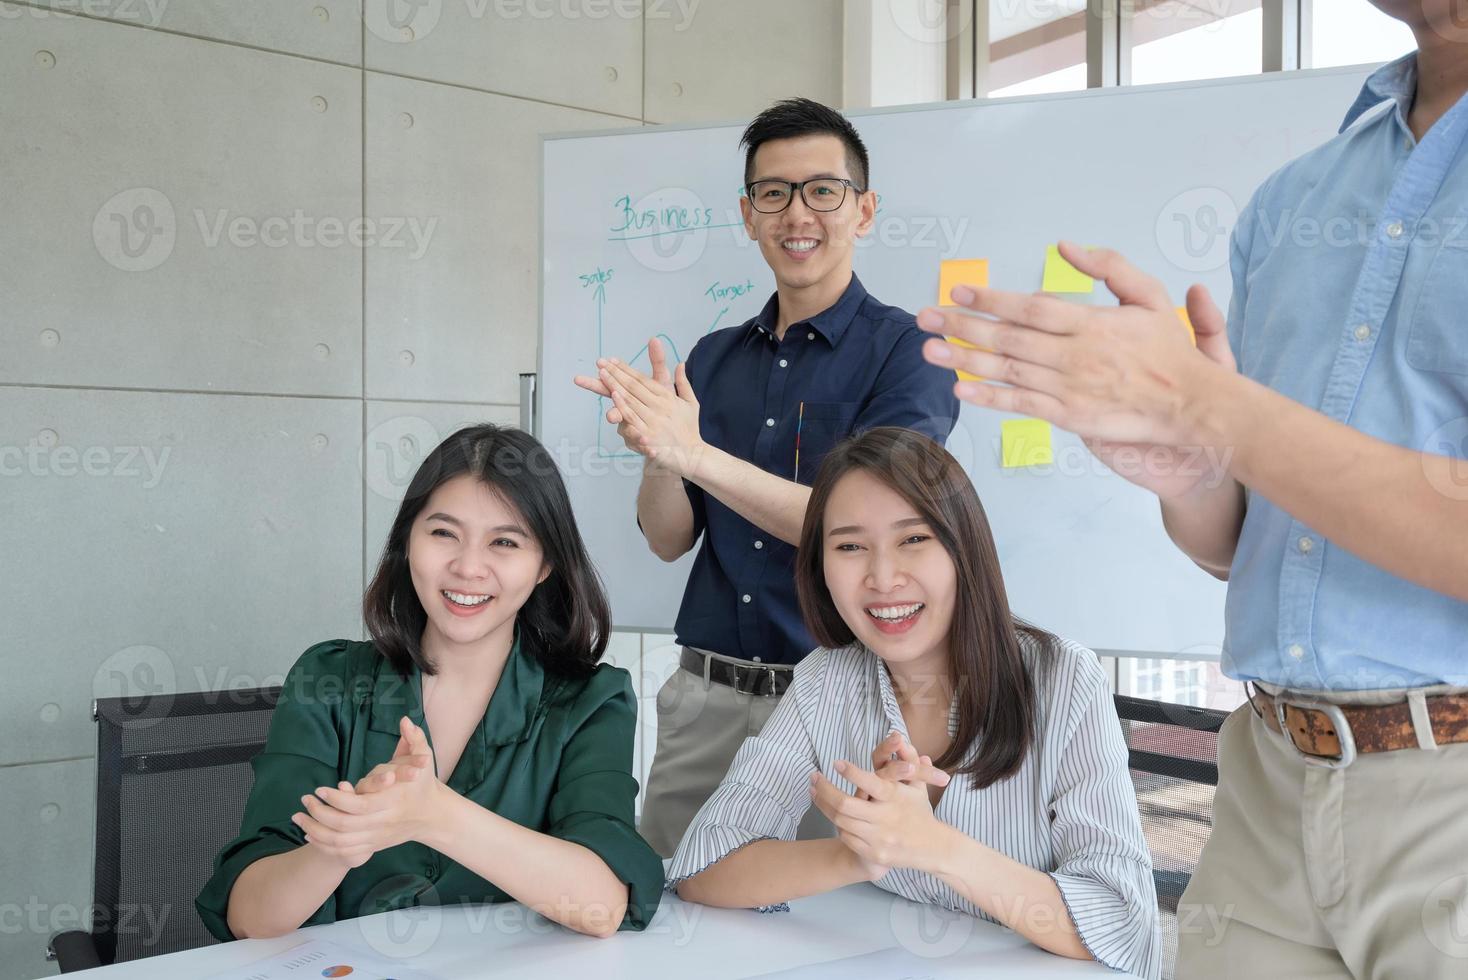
[1405,215,1468,376]
[795,401,861,484]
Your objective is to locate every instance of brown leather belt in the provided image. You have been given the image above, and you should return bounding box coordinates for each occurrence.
[681,647,793,697]
[1247,683,1468,768]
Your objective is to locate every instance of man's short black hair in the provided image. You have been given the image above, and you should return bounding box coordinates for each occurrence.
[740,97,870,192]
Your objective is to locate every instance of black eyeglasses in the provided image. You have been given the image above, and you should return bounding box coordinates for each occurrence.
[745,178,864,214]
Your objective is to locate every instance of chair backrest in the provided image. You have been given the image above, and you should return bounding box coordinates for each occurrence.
[1113,694,1228,980]
[90,686,279,964]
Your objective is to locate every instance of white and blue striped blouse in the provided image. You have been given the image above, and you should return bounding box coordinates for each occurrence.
[667,633,1160,979]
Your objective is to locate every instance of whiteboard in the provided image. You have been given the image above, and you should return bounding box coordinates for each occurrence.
[539,65,1375,654]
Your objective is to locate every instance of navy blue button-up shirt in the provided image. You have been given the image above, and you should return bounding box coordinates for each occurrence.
[672,273,960,665]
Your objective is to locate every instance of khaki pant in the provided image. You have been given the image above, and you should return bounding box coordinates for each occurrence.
[1176,681,1468,979]
[638,653,832,858]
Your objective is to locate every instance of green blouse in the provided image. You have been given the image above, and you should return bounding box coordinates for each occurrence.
[195,635,664,939]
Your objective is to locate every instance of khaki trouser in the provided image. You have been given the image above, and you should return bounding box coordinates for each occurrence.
[1176,681,1468,979]
[638,651,832,858]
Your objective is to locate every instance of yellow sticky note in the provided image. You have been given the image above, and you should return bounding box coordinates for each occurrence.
[1042,245,1093,294]
[946,336,982,382]
[938,259,989,306]
[1176,306,1197,346]
[1001,419,1053,469]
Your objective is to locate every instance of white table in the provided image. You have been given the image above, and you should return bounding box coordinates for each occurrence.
[64,881,1137,979]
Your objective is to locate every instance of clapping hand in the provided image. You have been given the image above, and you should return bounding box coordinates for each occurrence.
[291,716,442,869]
[810,758,948,882]
[859,730,951,802]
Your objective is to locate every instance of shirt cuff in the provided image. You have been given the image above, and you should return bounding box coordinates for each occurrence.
[195,829,322,942]
[553,814,666,931]
[666,829,791,914]
[1049,871,1159,978]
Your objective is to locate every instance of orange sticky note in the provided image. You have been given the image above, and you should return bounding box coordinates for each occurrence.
[1042,245,1093,293]
[1176,307,1197,345]
[938,259,989,306]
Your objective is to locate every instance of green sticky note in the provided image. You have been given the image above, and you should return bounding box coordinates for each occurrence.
[1001,419,1054,469]
[1042,245,1094,293]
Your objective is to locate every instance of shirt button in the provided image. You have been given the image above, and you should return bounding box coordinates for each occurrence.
[742,594,752,603]
[1298,536,1314,554]
[765,417,775,427]
[779,358,788,368]
[1354,324,1371,342]
[754,540,764,549]
[807,332,815,340]
[1385,220,1405,239]
[1287,644,1305,660]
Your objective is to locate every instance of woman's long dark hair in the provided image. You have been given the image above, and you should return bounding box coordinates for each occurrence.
[364,424,610,678]
[794,426,1053,790]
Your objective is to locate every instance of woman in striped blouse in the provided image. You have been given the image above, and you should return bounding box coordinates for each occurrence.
[668,426,1160,978]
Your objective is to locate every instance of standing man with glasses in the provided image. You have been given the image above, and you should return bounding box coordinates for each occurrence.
[575,98,959,856]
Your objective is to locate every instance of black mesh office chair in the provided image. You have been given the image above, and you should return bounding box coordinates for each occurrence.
[47,687,280,972]
[1113,694,1229,980]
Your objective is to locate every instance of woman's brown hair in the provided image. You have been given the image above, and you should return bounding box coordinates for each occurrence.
[363,424,611,679]
[794,426,1053,789]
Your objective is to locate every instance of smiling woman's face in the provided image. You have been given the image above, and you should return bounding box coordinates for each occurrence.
[820,468,956,668]
[406,473,549,655]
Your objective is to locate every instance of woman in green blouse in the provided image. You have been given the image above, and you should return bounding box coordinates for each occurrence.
[196,424,663,940]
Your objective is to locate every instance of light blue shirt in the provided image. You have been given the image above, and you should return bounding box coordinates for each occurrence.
[1224,54,1468,690]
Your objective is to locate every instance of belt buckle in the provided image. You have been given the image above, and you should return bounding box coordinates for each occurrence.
[1274,697,1357,769]
[729,663,758,696]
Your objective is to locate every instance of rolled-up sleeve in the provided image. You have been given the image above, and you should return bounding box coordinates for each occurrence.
[1046,665,1161,979]
[665,651,825,910]
[195,640,351,941]
[545,667,665,931]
